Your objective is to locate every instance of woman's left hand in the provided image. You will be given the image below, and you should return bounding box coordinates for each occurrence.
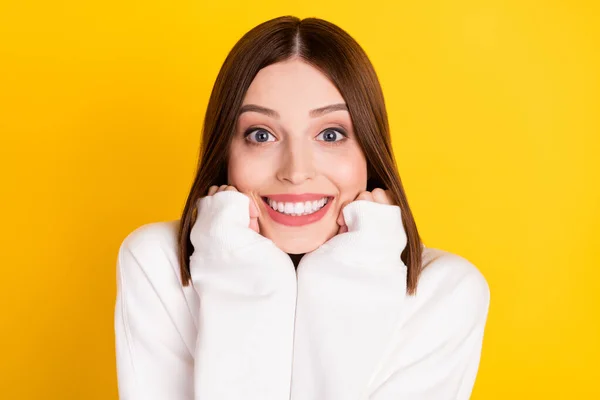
[336,188,394,234]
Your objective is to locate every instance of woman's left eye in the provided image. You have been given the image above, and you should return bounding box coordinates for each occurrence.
[315,128,348,143]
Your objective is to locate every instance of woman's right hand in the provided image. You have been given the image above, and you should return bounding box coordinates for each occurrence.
[189,184,294,295]
[206,185,260,233]
[191,185,267,260]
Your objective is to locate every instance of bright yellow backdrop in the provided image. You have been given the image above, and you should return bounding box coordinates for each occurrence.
[1,0,598,398]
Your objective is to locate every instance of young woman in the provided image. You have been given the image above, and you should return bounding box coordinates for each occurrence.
[114,16,491,400]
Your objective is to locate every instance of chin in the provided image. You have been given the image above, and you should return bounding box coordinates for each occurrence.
[258,217,340,255]
[265,227,333,254]
[270,237,324,255]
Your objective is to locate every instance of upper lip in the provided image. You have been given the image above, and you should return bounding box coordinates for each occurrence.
[262,193,332,202]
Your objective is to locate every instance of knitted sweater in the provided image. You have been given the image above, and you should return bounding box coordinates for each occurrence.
[114,190,490,399]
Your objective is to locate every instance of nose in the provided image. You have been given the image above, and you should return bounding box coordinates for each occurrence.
[276,139,316,185]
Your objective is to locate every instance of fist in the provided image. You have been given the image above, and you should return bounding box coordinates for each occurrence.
[336,188,394,234]
[206,185,260,233]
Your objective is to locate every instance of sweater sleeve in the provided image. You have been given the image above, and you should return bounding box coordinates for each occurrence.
[290,200,491,400]
[290,200,409,400]
[189,190,297,400]
[114,239,195,400]
[368,268,491,400]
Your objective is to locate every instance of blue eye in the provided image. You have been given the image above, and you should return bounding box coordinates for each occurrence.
[316,128,347,143]
[245,128,276,144]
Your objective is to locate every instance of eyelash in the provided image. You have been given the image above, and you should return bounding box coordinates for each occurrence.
[242,127,349,147]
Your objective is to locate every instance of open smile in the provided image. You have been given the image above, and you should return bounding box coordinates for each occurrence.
[260,194,334,227]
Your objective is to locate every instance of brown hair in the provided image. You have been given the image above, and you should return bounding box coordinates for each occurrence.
[177,16,425,295]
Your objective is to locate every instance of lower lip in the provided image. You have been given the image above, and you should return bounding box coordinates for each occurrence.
[262,197,333,227]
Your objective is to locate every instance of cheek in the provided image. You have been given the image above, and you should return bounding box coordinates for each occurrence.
[227,145,269,191]
[323,149,368,193]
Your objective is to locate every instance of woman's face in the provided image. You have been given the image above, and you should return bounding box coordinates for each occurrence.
[228,58,368,254]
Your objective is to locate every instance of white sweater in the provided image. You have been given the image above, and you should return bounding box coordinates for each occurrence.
[114,191,490,400]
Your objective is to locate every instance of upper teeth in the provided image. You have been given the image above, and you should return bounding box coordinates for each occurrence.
[267,197,328,216]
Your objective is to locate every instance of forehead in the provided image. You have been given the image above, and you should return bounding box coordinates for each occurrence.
[242,59,345,113]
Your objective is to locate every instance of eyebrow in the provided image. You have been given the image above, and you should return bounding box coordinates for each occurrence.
[238,103,348,119]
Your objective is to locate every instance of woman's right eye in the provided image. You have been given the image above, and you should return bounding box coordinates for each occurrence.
[244,128,276,144]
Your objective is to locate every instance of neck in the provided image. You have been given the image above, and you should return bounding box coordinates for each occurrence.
[288,253,305,269]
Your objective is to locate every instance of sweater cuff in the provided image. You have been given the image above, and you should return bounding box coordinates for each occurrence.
[191,190,269,257]
[310,200,408,267]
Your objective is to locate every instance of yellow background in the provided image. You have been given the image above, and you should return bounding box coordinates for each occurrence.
[1,0,599,398]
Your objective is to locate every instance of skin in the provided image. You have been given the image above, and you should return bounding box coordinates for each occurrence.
[209,58,394,255]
